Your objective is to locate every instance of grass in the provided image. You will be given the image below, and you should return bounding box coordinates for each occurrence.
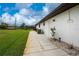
[0,29,30,56]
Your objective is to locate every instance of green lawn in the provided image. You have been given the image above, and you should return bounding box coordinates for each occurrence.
[0,29,30,56]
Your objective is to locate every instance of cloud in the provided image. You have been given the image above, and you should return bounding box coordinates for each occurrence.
[19,8,31,16]
[0,3,60,26]
[1,13,15,26]
[1,12,38,26]
[2,13,11,23]
[42,6,49,17]
[0,6,1,9]
[15,3,33,9]
[36,3,61,20]
[14,13,25,26]
[28,17,37,25]
[45,3,61,12]
[15,6,42,26]
[14,13,37,26]
[3,7,9,12]
[43,6,49,14]
[7,16,15,26]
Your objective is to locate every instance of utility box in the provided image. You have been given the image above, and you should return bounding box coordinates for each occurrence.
[37,29,44,34]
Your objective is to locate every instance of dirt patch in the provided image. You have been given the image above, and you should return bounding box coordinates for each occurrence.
[49,38,79,56]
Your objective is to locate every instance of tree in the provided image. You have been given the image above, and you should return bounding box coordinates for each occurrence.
[0,23,8,29]
[20,23,25,29]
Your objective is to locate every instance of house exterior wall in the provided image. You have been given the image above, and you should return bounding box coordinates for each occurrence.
[36,24,39,29]
[50,5,79,47]
[36,5,79,47]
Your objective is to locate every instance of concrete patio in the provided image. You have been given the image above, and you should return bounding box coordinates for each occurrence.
[23,31,69,56]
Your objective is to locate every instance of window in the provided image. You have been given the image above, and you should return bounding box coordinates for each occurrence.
[53,19,55,22]
[43,22,45,26]
[39,24,40,28]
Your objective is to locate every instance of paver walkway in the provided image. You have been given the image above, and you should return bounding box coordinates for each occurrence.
[23,31,69,56]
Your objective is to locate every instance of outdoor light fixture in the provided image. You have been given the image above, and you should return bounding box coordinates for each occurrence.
[67,11,73,23]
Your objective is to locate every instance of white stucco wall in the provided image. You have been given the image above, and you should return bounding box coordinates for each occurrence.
[36,5,79,47]
[50,5,79,47]
[36,24,39,29]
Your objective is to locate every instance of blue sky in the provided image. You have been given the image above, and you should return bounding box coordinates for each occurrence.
[0,3,60,26]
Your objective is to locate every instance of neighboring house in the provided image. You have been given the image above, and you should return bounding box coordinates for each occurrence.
[35,3,79,48]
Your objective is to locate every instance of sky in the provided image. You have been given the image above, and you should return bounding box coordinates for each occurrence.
[0,3,60,26]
